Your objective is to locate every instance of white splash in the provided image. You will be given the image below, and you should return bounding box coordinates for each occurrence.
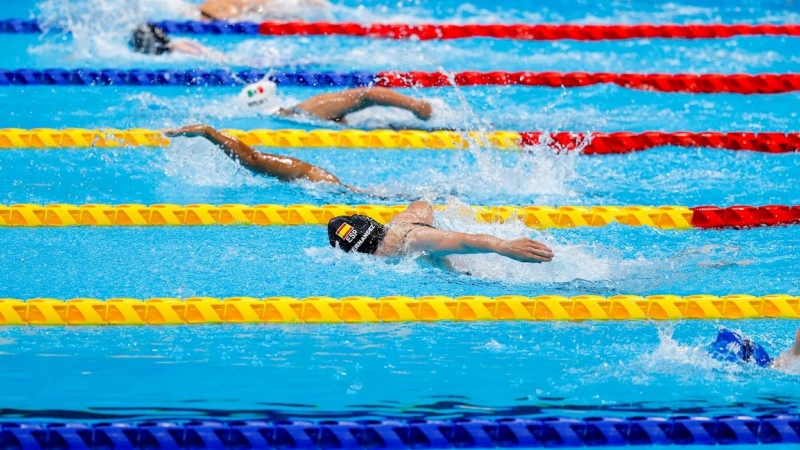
[627,325,750,386]
[160,135,273,188]
[32,0,332,63]
[435,199,618,282]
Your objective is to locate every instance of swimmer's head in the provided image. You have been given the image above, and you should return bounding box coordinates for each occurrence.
[327,215,387,255]
[129,24,172,55]
[707,328,772,367]
[239,80,278,108]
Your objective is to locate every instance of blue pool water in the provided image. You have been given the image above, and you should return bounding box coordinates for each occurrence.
[1,0,800,445]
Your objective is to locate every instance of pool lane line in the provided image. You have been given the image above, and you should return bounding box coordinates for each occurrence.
[1,129,799,153]
[6,17,800,41]
[0,204,797,229]
[0,416,798,446]
[3,69,800,94]
[1,295,799,325]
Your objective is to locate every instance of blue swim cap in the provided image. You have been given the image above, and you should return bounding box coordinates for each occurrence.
[707,328,772,367]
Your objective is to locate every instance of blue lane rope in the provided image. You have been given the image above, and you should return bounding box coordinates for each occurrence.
[0,69,376,87]
[0,19,256,35]
[152,20,260,35]
[1,416,799,448]
[0,19,41,33]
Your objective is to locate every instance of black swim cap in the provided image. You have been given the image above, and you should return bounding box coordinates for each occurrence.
[129,24,171,55]
[328,215,387,254]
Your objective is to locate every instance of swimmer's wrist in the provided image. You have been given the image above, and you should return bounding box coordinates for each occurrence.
[481,235,506,254]
[195,125,214,136]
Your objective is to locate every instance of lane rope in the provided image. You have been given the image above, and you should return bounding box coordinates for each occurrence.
[0,203,798,229]
[3,69,800,93]
[1,295,798,325]
[5,18,800,41]
[2,416,800,446]
[2,128,799,154]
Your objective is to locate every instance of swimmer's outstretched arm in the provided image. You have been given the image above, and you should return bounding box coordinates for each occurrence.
[165,125,351,186]
[395,201,554,263]
[291,87,433,122]
[408,228,554,263]
[770,327,800,368]
[169,40,214,58]
[791,328,800,356]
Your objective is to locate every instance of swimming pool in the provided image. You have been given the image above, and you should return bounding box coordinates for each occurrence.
[1,0,800,448]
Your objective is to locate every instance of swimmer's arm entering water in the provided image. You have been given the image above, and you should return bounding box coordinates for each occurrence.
[165,125,354,188]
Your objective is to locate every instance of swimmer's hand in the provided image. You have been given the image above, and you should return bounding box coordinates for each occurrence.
[497,238,554,263]
[164,125,210,138]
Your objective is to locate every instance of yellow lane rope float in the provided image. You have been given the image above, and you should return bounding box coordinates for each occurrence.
[0,204,695,229]
[0,128,520,150]
[0,295,797,325]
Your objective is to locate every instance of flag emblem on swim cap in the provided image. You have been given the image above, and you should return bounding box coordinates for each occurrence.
[247,86,265,97]
[336,223,357,242]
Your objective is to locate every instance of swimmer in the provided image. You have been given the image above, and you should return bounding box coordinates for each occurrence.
[165,124,554,264]
[198,0,328,21]
[240,80,433,125]
[707,327,800,369]
[129,24,211,57]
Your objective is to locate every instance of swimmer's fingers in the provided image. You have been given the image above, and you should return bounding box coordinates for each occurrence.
[524,246,554,263]
[164,125,209,138]
[501,238,554,263]
[524,239,554,261]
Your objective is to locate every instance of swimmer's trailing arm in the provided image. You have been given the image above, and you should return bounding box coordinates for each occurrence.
[165,125,347,185]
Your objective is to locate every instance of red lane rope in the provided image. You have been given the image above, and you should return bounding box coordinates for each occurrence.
[374,71,800,94]
[691,205,800,228]
[258,22,800,41]
[521,132,800,154]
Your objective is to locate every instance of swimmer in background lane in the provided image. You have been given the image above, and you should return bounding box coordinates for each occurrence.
[707,327,800,369]
[129,24,213,58]
[165,124,554,264]
[240,80,433,125]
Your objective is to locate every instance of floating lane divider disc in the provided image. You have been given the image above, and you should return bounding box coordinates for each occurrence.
[2,416,800,447]
[0,203,798,229]
[3,69,800,94]
[1,128,799,153]
[6,18,800,41]
[1,295,798,325]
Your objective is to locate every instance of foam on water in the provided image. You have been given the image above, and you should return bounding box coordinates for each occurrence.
[160,135,274,188]
[642,325,732,373]
[34,0,155,61]
[409,149,578,202]
[435,199,630,283]
[32,0,331,65]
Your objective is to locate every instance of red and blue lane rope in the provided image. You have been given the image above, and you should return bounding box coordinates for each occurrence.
[5,18,800,41]
[3,68,800,94]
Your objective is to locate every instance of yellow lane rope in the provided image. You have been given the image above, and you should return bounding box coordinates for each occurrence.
[0,204,694,229]
[0,128,521,150]
[0,295,796,325]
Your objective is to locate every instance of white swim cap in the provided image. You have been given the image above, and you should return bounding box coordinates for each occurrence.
[239,79,278,108]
